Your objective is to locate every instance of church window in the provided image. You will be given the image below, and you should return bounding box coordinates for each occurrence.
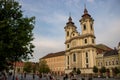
[73,34,75,36]
[86,52,88,64]
[92,39,94,43]
[86,58,88,63]
[67,56,69,65]
[83,24,86,30]
[67,31,69,36]
[67,44,69,48]
[85,39,87,44]
[90,24,93,30]
[86,52,88,57]
[73,53,76,62]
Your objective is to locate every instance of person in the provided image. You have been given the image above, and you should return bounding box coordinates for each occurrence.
[63,74,68,80]
[24,73,26,79]
[16,76,18,80]
[0,72,4,80]
[33,73,35,80]
[20,73,23,80]
[39,73,42,80]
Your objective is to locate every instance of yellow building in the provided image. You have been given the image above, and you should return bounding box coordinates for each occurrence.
[96,43,120,76]
[40,7,120,76]
[41,51,65,75]
[64,7,98,74]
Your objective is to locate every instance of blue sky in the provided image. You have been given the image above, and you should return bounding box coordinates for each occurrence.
[18,0,120,62]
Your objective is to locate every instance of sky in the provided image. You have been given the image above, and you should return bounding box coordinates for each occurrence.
[17,0,120,62]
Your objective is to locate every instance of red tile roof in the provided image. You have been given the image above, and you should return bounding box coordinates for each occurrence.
[41,51,65,59]
[15,62,24,67]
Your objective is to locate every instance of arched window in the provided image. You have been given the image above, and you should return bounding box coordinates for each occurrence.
[67,31,69,36]
[90,24,93,30]
[92,39,94,43]
[83,24,86,30]
[86,52,88,57]
[85,39,87,44]
[67,56,69,65]
[67,44,69,48]
[73,53,76,62]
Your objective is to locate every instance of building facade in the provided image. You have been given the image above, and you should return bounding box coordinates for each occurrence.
[15,61,24,73]
[96,43,120,76]
[64,7,97,74]
[41,51,65,75]
[41,7,120,76]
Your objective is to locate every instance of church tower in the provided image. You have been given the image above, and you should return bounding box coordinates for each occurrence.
[79,7,95,46]
[64,7,97,74]
[78,7,97,74]
[64,16,78,50]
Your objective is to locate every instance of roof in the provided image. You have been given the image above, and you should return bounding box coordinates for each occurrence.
[15,62,24,67]
[95,44,112,51]
[103,49,118,57]
[95,44,113,54]
[41,51,65,59]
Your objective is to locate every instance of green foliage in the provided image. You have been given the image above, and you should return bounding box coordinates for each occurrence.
[93,66,98,73]
[71,68,81,74]
[39,60,50,73]
[71,67,76,74]
[100,66,106,73]
[0,0,35,71]
[23,62,32,73]
[32,63,39,73]
[112,67,120,75]
[76,68,81,74]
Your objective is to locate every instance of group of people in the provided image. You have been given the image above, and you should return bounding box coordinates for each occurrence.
[0,72,7,80]
[0,72,55,80]
[63,73,78,80]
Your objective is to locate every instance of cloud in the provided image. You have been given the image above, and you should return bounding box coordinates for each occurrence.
[30,35,65,62]
[42,13,67,25]
[96,18,120,48]
[19,0,120,62]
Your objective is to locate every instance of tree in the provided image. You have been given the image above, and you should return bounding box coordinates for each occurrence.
[23,62,32,73]
[0,0,35,71]
[39,59,50,73]
[93,66,98,74]
[72,67,76,74]
[112,67,120,76]
[76,68,81,74]
[32,62,39,73]
[99,66,106,76]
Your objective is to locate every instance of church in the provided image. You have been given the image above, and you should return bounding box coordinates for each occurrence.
[40,7,120,76]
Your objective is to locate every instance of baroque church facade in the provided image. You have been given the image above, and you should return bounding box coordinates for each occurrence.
[64,7,97,74]
[40,7,120,76]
